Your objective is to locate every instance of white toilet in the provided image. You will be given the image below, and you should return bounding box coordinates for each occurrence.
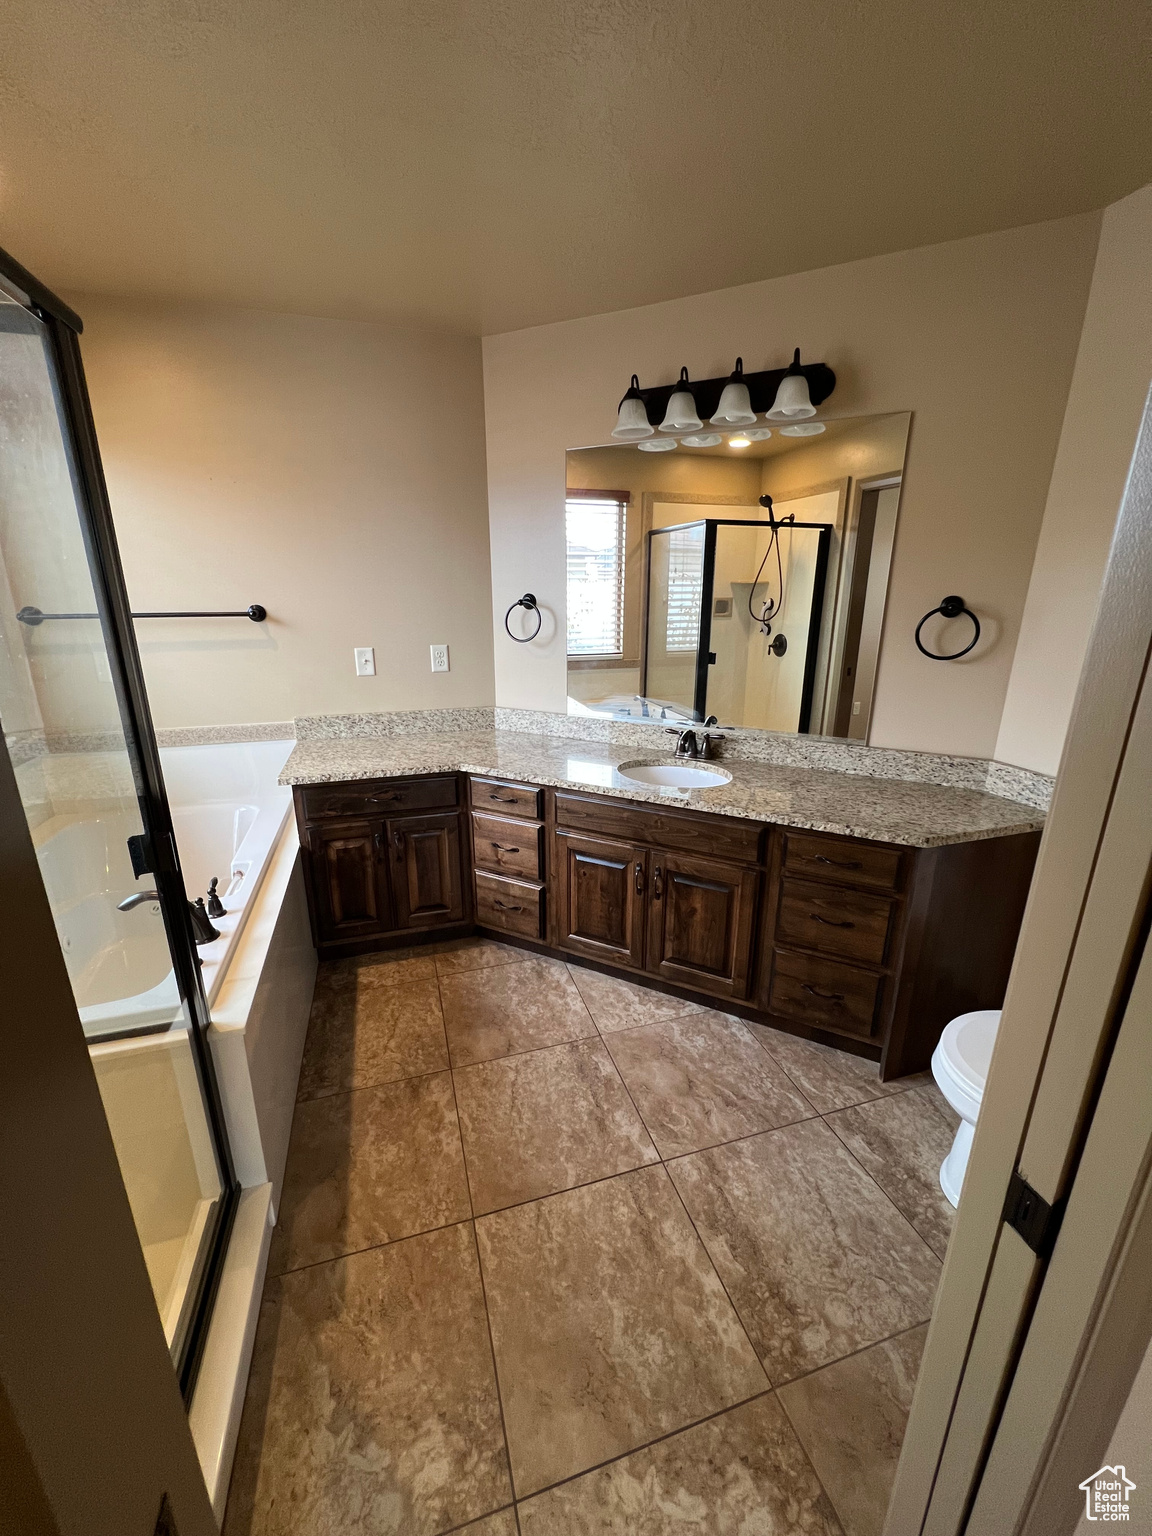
[931,1009,1001,1207]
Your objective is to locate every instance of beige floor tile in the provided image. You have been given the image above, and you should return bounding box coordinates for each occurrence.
[606,1011,815,1157]
[433,935,531,977]
[518,1393,842,1535]
[270,1072,470,1272]
[825,1085,960,1260]
[224,1224,511,1536]
[454,1038,658,1214]
[457,1512,518,1535]
[750,1024,905,1114]
[668,1119,940,1384]
[297,977,448,1099]
[441,955,597,1065]
[476,1164,767,1497]
[567,963,708,1034]
[779,1326,927,1536]
[320,948,439,989]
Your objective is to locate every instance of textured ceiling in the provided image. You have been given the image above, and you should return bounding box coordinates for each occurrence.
[1,0,1149,335]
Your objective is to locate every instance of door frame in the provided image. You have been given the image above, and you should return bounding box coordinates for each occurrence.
[886,386,1152,1534]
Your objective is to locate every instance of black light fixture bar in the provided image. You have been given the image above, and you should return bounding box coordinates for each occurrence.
[629,359,835,426]
[16,603,268,625]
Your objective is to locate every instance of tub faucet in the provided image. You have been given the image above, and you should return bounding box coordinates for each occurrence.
[118,889,220,944]
[206,877,227,919]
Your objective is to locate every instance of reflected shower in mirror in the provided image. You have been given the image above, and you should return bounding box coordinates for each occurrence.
[565,411,910,739]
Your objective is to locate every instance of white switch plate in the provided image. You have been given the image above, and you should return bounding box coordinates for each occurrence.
[430,643,450,673]
[354,647,376,676]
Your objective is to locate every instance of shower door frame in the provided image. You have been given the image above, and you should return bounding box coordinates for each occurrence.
[641,518,832,729]
[0,244,239,1402]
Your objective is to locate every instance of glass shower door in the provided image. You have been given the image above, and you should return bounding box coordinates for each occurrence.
[0,283,233,1383]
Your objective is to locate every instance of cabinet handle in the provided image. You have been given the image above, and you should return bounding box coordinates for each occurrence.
[811,914,855,929]
[813,854,862,870]
[491,842,520,853]
[373,830,384,860]
[366,793,399,804]
[489,792,518,803]
[493,900,524,912]
[802,983,845,1002]
[393,830,404,850]
[634,861,644,894]
[653,865,663,899]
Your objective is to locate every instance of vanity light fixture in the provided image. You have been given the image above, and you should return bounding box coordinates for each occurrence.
[659,368,703,433]
[728,434,752,449]
[611,375,656,440]
[637,436,678,452]
[780,421,826,436]
[610,353,834,441]
[765,349,818,420]
[709,358,757,427]
[681,432,723,448]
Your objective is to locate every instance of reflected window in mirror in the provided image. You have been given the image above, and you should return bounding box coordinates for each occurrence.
[565,412,910,739]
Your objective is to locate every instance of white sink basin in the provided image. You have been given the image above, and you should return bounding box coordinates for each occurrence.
[617,760,732,789]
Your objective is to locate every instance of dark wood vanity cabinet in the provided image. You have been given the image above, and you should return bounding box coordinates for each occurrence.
[295,775,470,956]
[293,768,1040,1079]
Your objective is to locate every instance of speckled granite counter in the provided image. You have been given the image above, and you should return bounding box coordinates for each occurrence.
[280,729,1044,849]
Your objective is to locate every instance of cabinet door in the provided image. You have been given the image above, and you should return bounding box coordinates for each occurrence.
[388,812,467,929]
[555,831,647,968]
[308,818,390,942]
[646,850,759,1000]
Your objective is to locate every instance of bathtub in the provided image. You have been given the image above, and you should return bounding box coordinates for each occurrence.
[34,739,294,1041]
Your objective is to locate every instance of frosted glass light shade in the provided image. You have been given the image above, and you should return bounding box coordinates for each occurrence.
[710,357,758,427]
[780,421,825,436]
[660,367,702,433]
[638,436,678,452]
[766,371,816,420]
[612,375,655,440]
[681,432,722,447]
[745,427,772,441]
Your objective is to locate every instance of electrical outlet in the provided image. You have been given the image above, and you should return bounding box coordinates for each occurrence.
[354,647,376,676]
[430,643,450,673]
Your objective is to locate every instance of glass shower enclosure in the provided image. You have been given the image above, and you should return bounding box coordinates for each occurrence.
[0,250,236,1395]
[643,518,832,731]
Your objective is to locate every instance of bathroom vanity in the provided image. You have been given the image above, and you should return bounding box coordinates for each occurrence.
[288,735,1042,1081]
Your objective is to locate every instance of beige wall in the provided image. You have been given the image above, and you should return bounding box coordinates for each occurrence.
[483,213,1101,758]
[759,413,910,499]
[74,297,494,728]
[995,184,1152,775]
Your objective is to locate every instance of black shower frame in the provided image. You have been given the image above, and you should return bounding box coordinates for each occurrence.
[643,518,832,731]
[0,244,239,1404]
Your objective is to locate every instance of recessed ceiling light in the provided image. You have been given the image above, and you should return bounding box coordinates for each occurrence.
[638,436,678,452]
[728,435,752,449]
[681,432,722,448]
[779,421,826,437]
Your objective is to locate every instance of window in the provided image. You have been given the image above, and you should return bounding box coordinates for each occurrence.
[665,526,705,651]
[566,496,626,656]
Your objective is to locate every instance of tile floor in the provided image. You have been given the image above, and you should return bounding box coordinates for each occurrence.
[225,938,961,1536]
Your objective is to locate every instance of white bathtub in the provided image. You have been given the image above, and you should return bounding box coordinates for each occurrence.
[34,739,294,1040]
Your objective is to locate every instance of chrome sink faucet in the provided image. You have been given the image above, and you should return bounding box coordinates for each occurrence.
[667,728,700,759]
[666,718,726,760]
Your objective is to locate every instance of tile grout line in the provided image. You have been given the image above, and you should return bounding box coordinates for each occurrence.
[772,1383,854,1532]
[437,960,523,1520]
[774,1316,933,1395]
[818,1110,950,1266]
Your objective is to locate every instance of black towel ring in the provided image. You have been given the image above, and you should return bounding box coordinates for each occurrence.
[504,592,542,643]
[915,595,981,661]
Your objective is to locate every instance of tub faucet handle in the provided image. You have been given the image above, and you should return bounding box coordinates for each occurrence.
[189,897,221,945]
[206,877,227,919]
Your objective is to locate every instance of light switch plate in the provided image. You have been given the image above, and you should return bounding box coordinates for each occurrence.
[354,647,376,676]
[430,643,450,673]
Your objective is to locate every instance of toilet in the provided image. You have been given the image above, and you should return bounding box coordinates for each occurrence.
[931,1009,1001,1207]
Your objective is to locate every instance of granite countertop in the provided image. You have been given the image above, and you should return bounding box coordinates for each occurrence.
[280,729,1045,849]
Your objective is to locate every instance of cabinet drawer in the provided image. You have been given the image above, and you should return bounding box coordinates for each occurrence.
[768,949,883,1039]
[471,811,543,880]
[782,831,903,892]
[555,791,762,863]
[301,775,458,821]
[776,878,893,966]
[475,870,543,939]
[469,777,542,820]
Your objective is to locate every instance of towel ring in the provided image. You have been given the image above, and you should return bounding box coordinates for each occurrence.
[915,595,981,661]
[504,592,542,643]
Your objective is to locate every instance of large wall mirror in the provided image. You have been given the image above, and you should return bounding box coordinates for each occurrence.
[566,411,910,740]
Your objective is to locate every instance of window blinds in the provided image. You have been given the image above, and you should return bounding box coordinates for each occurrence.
[566,498,626,656]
